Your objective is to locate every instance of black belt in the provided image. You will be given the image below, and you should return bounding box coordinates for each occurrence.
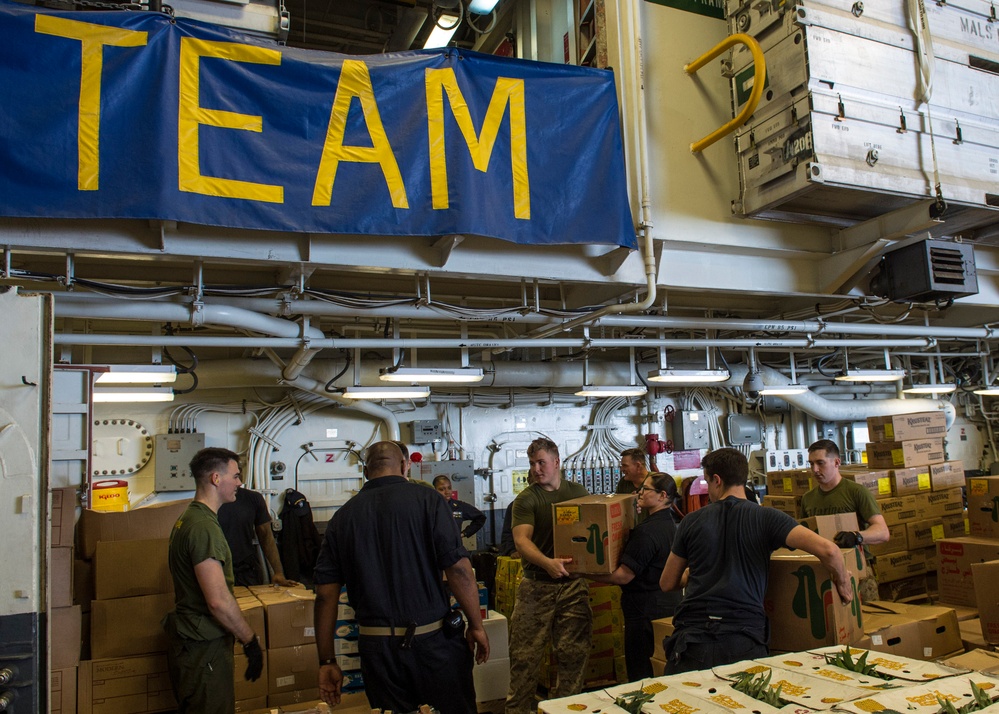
[358,621,443,637]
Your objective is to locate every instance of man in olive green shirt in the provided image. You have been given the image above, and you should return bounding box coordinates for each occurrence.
[166,447,263,714]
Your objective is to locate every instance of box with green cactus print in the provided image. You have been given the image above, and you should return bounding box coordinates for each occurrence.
[552,494,635,574]
[764,547,866,652]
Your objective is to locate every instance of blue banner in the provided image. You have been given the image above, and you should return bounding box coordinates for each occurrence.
[0,0,637,249]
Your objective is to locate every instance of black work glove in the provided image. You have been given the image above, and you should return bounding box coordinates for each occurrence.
[833,531,863,548]
[242,635,263,682]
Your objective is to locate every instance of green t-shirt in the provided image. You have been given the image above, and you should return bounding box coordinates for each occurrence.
[801,477,882,527]
[168,500,234,640]
[614,476,646,524]
[511,478,589,578]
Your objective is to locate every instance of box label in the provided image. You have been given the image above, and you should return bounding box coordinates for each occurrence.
[878,478,891,495]
[918,473,931,490]
[555,506,580,525]
[931,525,944,541]
[276,675,296,688]
[971,479,989,496]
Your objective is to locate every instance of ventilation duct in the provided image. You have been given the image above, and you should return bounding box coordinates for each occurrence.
[870,239,978,303]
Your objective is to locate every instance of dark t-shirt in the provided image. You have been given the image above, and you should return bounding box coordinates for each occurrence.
[672,497,797,630]
[168,501,234,640]
[448,498,486,538]
[511,478,589,579]
[314,476,468,627]
[218,487,271,586]
[619,508,677,595]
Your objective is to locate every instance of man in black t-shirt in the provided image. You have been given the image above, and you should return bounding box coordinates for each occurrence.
[660,448,852,674]
[218,487,298,587]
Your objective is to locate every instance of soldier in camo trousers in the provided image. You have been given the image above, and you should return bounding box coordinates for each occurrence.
[505,438,592,714]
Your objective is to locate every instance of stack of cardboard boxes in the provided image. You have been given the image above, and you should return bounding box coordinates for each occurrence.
[251,585,320,708]
[761,469,812,517]
[232,586,268,712]
[332,588,363,695]
[51,486,81,714]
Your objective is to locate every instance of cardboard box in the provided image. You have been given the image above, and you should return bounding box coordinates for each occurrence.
[77,654,175,714]
[959,618,992,651]
[931,461,966,491]
[234,651,269,701]
[552,494,634,574]
[889,466,932,496]
[52,605,83,669]
[52,486,78,548]
[473,656,510,702]
[876,549,928,583]
[482,610,509,659]
[861,601,962,660]
[867,412,948,442]
[842,470,891,497]
[651,617,674,660]
[764,548,864,652]
[234,696,268,712]
[236,597,267,652]
[53,545,74,608]
[765,470,813,496]
[972,560,999,644]
[74,558,94,612]
[90,593,174,659]
[77,499,190,560]
[940,648,999,674]
[906,514,966,550]
[762,494,803,518]
[875,495,921,526]
[94,539,172,601]
[798,512,859,540]
[257,587,315,649]
[878,574,928,602]
[267,645,319,695]
[968,477,999,539]
[869,523,908,557]
[51,666,77,714]
[866,439,945,469]
[937,537,999,606]
[919,488,966,519]
[267,688,321,707]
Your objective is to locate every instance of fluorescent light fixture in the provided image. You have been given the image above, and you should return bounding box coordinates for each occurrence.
[647,368,730,383]
[575,385,648,398]
[379,367,484,384]
[95,365,177,384]
[424,14,460,48]
[468,0,500,13]
[835,369,906,383]
[339,386,431,400]
[974,386,999,396]
[93,387,175,403]
[758,384,810,396]
[903,383,957,394]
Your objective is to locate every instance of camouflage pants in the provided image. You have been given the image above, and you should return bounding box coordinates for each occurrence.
[505,577,591,714]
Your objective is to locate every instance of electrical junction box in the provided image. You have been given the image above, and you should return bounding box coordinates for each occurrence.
[673,411,711,450]
[727,414,762,444]
[762,449,809,473]
[155,432,206,491]
[409,419,443,444]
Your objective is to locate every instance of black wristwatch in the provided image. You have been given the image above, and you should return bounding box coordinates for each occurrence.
[854,532,864,545]
[319,658,336,666]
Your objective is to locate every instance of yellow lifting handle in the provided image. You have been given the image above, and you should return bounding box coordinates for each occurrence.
[684,33,766,154]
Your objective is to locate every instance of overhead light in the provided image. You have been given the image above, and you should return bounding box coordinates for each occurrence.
[974,386,999,396]
[339,386,431,400]
[468,0,500,13]
[93,387,175,403]
[903,383,957,394]
[759,384,810,396]
[647,368,730,383]
[379,367,484,384]
[95,365,177,384]
[835,369,906,383]
[575,385,648,398]
[424,13,460,48]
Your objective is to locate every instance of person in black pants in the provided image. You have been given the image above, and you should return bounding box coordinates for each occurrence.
[587,472,681,681]
[434,475,486,541]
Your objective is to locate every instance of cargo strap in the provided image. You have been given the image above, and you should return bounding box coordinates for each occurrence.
[909,0,946,212]
[358,621,442,637]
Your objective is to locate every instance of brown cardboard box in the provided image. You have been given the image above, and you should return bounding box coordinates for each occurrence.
[906,514,966,550]
[842,470,891,498]
[765,548,864,652]
[53,546,74,608]
[267,645,319,695]
[765,470,813,496]
[798,512,859,540]
[94,539,172,600]
[878,574,928,602]
[861,601,962,660]
[236,597,267,652]
[52,486,78,548]
[52,605,82,669]
[234,696,269,712]
[919,488,966,520]
[74,558,94,612]
[77,654,175,714]
[972,560,999,644]
[77,499,190,560]
[876,495,921,526]
[931,461,966,491]
[650,657,667,676]
[937,537,999,606]
[968,477,999,539]
[940,648,999,673]
[870,523,909,557]
[866,439,945,469]
[552,494,634,574]
[890,466,932,496]
[269,691,322,707]
[762,495,803,518]
[867,412,947,442]
[960,619,993,652]
[91,593,174,659]
[651,617,674,660]
[51,666,77,714]
[876,549,928,583]
[258,587,315,649]
[234,651,269,701]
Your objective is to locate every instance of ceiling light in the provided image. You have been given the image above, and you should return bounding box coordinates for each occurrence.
[974,386,999,396]
[468,0,500,13]
[835,369,906,382]
[379,367,484,384]
[647,368,730,383]
[93,387,175,403]
[339,386,431,400]
[95,365,177,384]
[758,384,810,396]
[903,383,957,394]
[575,385,648,398]
[424,14,460,48]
